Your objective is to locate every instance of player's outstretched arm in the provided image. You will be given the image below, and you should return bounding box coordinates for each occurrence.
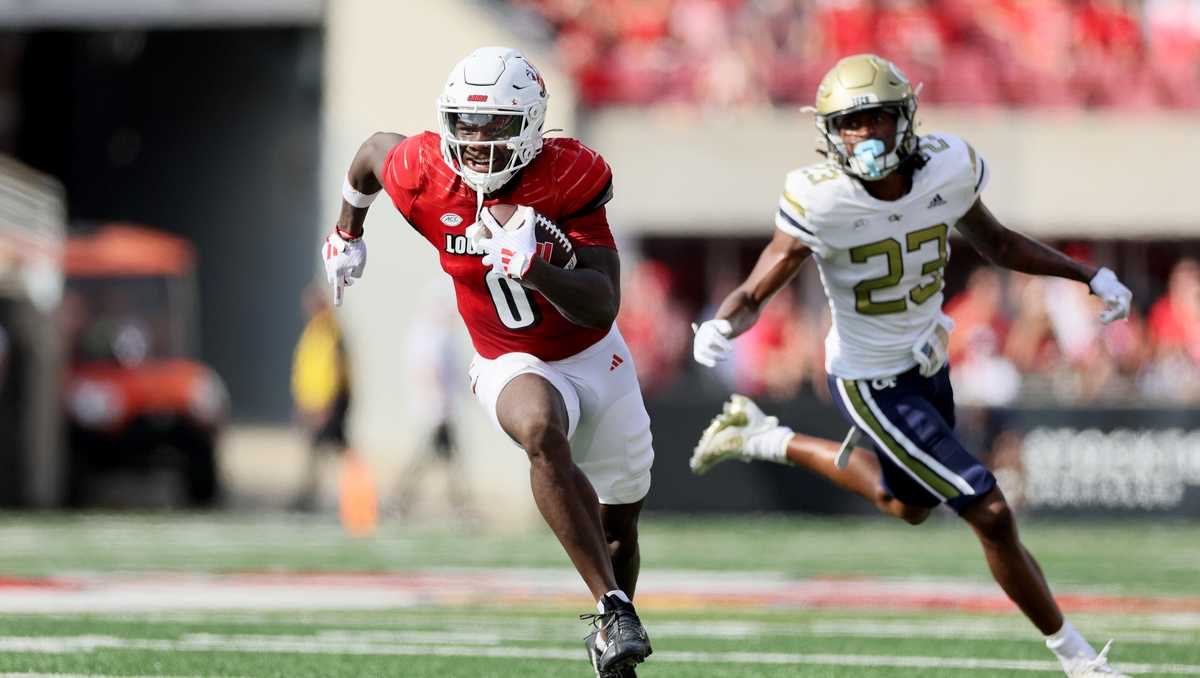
[714,229,812,337]
[322,132,405,306]
[521,246,620,330]
[336,132,406,238]
[693,230,811,368]
[955,199,1095,283]
[955,198,1132,322]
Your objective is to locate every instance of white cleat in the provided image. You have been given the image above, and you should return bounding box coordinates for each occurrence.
[1066,641,1130,678]
[690,394,780,475]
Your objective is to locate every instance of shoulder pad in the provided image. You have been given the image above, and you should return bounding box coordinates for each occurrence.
[383,133,432,193]
[782,162,852,226]
[547,138,613,216]
[775,162,852,256]
[918,132,988,198]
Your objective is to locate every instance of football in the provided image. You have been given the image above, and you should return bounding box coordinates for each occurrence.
[485,204,577,270]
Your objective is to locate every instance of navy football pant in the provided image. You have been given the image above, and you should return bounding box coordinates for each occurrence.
[827,367,996,514]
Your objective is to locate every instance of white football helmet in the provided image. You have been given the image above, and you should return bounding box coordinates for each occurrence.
[438,47,548,195]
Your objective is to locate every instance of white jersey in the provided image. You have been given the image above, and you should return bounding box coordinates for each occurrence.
[775,132,989,379]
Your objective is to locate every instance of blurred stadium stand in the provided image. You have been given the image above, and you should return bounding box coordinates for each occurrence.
[504,0,1200,110]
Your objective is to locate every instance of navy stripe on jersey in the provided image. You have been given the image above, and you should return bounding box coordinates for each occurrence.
[974,159,987,193]
[777,207,814,236]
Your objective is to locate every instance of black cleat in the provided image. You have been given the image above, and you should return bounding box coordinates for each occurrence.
[584,631,638,678]
[581,595,651,676]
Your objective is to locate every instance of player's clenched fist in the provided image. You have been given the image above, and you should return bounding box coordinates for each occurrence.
[1088,267,1132,324]
[692,318,734,368]
[322,227,366,306]
[477,206,538,280]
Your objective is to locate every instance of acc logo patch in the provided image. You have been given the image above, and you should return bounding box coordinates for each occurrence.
[440,213,464,227]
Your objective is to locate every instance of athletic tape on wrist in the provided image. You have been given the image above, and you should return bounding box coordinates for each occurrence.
[342,176,380,209]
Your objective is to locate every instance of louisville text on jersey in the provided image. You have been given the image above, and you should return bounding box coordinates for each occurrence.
[444,232,558,263]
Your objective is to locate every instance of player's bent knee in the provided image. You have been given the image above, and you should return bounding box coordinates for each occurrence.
[967,496,1016,540]
[604,522,638,551]
[514,419,570,461]
[605,527,639,560]
[607,536,638,561]
[899,505,932,525]
[876,489,931,525]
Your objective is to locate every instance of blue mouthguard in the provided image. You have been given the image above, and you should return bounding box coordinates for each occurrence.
[853,139,885,179]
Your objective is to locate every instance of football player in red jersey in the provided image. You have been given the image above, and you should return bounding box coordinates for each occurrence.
[321,47,651,677]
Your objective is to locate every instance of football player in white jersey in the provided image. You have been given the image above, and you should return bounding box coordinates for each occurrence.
[691,54,1132,678]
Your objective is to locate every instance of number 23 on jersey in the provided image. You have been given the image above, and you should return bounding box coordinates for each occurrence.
[850,223,948,316]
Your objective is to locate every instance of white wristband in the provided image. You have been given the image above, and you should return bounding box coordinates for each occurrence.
[343,176,380,209]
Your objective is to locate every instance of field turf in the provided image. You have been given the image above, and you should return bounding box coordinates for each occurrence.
[0,513,1196,677]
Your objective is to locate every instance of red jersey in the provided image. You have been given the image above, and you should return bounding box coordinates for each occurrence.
[381,131,616,361]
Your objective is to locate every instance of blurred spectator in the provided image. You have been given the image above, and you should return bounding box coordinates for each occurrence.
[945,267,1008,366]
[290,283,356,511]
[387,280,476,521]
[945,267,1021,405]
[732,283,812,398]
[1071,0,1155,108]
[1044,277,1104,388]
[1004,256,1138,403]
[1099,304,1149,385]
[816,0,878,57]
[1147,258,1200,360]
[509,0,1200,110]
[874,0,946,89]
[1142,257,1200,400]
[1002,273,1059,377]
[618,259,691,394]
[1144,0,1200,107]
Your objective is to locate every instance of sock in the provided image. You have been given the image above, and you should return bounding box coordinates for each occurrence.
[744,426,793,464]
[597,589,630,612]
[1046,620,1097,664]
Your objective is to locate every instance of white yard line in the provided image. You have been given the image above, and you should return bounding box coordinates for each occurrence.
[16,611,1198,646]
[0,634,1196,675]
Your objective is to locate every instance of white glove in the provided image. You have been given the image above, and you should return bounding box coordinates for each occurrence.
[1089,267,1132,324]
[912,313,955,378]
[478,206,537,279]
[322,228,366,306]
[693,318,734,368]
[465,222,488,251]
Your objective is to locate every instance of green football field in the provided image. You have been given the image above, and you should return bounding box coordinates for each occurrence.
[0,512,1197,677]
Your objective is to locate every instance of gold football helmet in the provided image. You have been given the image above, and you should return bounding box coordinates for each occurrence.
[809,54,920,181]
